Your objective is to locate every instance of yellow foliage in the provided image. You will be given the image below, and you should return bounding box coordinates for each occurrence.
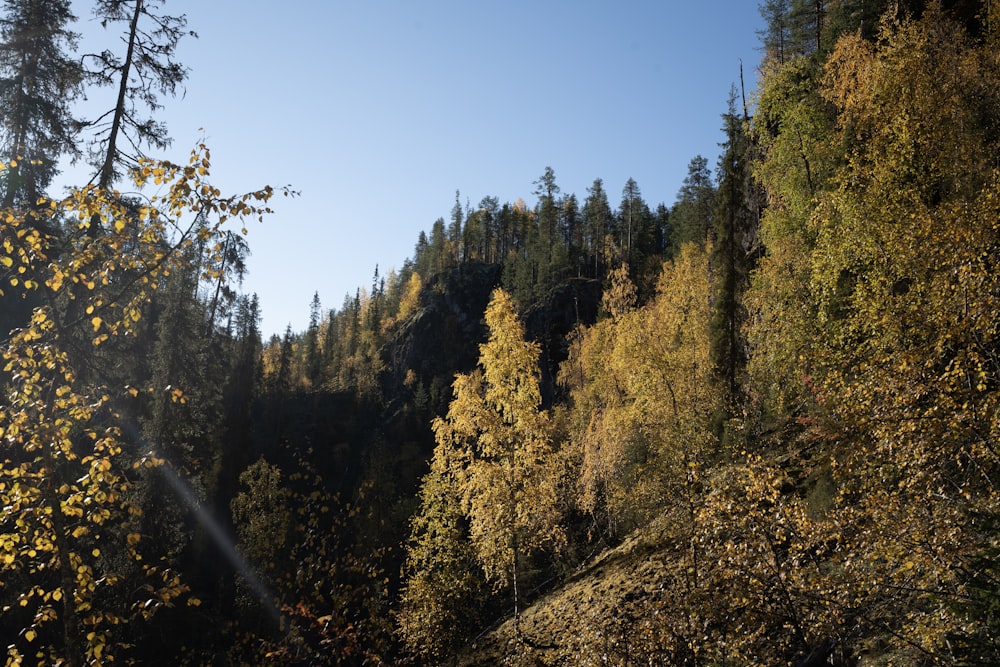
[432,289,567,589]
[564,245,720,531]
[0,145,275,663]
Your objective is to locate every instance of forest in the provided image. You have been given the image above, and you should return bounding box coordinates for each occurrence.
[2,0,1000,665]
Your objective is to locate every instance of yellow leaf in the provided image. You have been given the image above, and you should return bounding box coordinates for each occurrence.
[24,629,35,642]
[91,316,102,332]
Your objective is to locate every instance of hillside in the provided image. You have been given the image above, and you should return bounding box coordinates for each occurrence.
[458,514,691,666]
[3,1,1000,665]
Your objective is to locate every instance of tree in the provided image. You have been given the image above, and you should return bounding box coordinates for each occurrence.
[428,216,448,273]
[533,165,559,201]
[745,47,836,422]
[478,195,500,263]
[432,288,566,637]
[0,146,277,664]
[84,0,194,189]
[805,11,1000,656]
[229,457,290,617]
[617,177,656,293]
[139,244,217,559]
[758,0,793,63]
[562,246,720,535]
[735,6,1000,661]
[618,178,639,265]
[789,0,826,55]
[710,90,760,412]
[561,193,582,272]
[448,189,463,263]
[396,271,422,322]
[669,155,715,252]
[229,450,393,664]
[0,0,82,211]
[582,177,614,278]
[203,228,250,336]
[303,291,323,387]
[507,166,570,303]
[397,444,487,663]
[412,229,430,276]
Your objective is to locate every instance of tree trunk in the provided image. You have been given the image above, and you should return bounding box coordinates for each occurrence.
[98,0,143,190]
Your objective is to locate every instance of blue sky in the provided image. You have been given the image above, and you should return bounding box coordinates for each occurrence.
[68,1,765,338]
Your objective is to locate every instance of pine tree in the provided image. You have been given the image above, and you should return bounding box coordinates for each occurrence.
[478,195,500,263]
[429,217,448,272]
[583,177,614,278]
[669,155,715,252]
[710,91,760,412]
[448,189,463,263]
[758,0,793,63]
[84,0,194,189]
[0,0,82,211]
[618,177,656,292]
[303,291,322,387]
[561,193,582,273]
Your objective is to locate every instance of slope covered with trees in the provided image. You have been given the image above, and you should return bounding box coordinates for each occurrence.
[2,1,1000,665]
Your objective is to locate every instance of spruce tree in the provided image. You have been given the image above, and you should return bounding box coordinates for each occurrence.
[84,0,193,189]
[303,291,323,387]
[710,92,760,415]
[0,0,82,211]
[669,155,715,252]
[583,177,614,278]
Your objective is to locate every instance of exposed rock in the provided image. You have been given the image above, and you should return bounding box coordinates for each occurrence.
[381,262,502,410]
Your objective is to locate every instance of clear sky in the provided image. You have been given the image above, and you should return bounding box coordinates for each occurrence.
[67,1,765,338]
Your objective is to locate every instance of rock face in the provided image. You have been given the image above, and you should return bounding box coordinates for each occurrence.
[381,262,502,412]
[522,276,602,402]
[381,264,602,412]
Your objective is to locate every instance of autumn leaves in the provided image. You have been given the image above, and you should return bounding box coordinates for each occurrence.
[402,5,1000,664]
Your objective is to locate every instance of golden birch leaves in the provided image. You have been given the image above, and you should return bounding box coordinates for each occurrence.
[0,146,276,664]
[430,289,566,588]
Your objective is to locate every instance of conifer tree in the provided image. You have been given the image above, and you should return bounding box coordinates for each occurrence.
[618,177,656,292]
[448,189,463,262]
[303,291,322,387]
[758,0,793,63]
[0,0,81,211]
[710,91,760,410]
[669,155,715,252]
[583,177,614,278]
[84,0,193,189]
